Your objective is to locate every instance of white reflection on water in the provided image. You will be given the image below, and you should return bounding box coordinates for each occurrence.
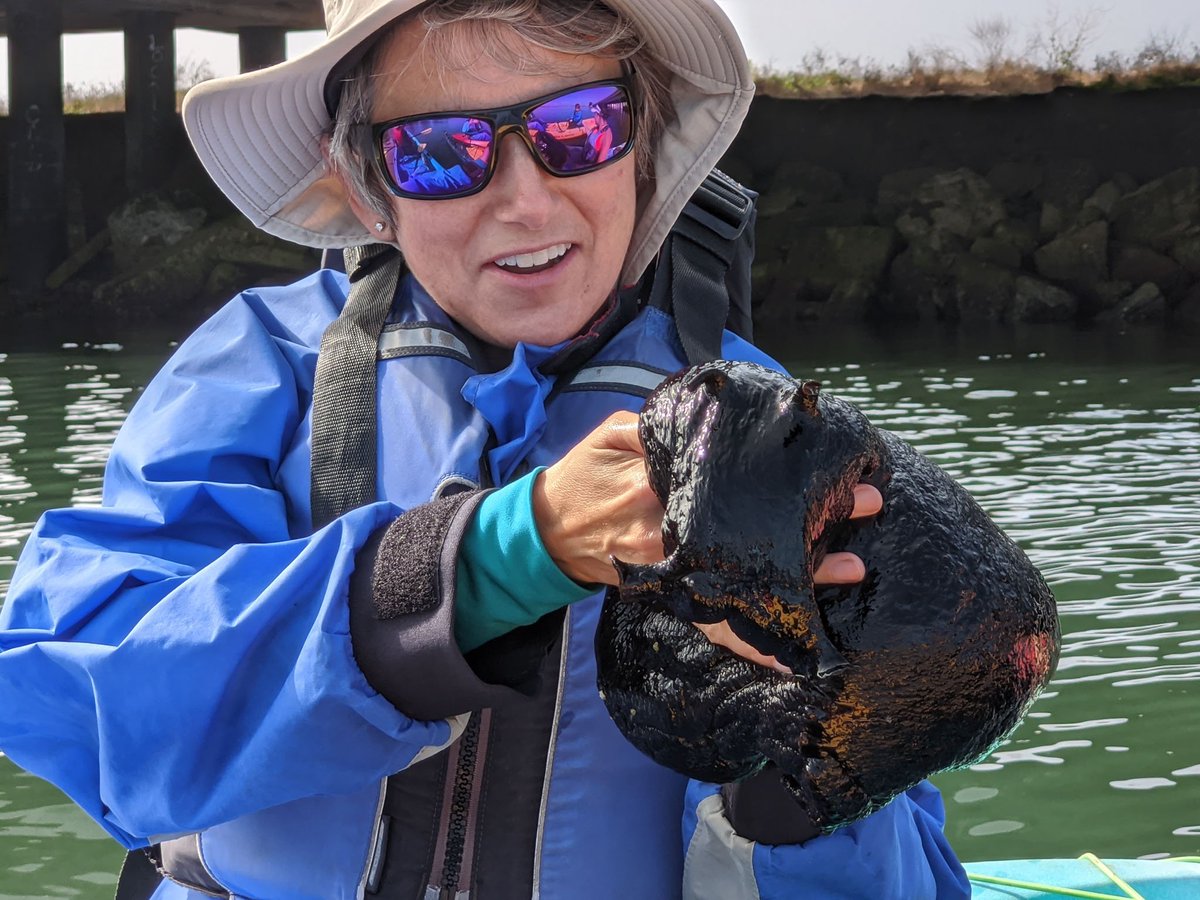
[0,353,139,599]
[59,374,132,489]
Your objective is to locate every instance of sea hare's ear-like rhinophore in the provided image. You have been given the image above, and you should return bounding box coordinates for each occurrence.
[685,366,728,398]
[795,380,822,417]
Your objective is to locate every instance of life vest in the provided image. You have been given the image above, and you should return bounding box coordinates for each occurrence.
[118,168,763,900]
[126,266,775,900]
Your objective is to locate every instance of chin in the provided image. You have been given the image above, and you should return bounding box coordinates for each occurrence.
[492,305,604,349]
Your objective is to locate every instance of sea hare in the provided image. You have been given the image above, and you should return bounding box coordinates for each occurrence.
[595,360,1059,830]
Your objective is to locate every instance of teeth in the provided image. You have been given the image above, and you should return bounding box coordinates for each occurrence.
[496,243,571,270]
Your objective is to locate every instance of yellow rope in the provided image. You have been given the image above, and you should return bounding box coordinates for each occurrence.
[965,872,1145,900]
[1078,854,1144,900]
[964,853,1199,899]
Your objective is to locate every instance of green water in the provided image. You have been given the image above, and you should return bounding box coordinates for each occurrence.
[1,324,1198,895]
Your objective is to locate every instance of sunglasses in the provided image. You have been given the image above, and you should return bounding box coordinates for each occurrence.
[364,77,637,200]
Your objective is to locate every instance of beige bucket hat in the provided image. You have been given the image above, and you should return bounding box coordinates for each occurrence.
[182,0,753,285]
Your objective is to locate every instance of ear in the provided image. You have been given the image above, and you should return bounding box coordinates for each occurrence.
[343,189,396,244]
[321,136,397,243]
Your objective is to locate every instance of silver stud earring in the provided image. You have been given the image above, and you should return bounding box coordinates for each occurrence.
[374,222,385,233]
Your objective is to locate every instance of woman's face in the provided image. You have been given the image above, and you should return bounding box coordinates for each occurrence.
[365,23,638,348]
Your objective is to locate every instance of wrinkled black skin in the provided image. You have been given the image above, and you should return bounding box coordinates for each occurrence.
[594,360,1060,831]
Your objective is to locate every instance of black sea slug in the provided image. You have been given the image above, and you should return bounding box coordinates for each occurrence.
[595,360,1060,830]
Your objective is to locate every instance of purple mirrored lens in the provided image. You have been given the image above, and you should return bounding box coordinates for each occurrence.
[527,84,632,174]
[380,116,493,197]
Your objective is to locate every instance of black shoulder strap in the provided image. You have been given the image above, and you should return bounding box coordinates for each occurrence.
[310,243,405,528]
[648,168,757,365]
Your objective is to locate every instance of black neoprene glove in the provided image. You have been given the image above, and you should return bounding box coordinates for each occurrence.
[720,764,821,845]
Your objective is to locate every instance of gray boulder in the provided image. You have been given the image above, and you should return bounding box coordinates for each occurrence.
[1012,276,1078,323]
[108,193,208,274]
[1111,168,1200,250]
[884,245,953,321]
[1111,245,1190,299]
[992,219,1039,257]
[1169,227,1200,277]
[952,255,1015,324]
[1082,181,1124,218]
[1102,283,1167,324]
[1085,280,1136,312]
[970,237,1022,270]
[877,167,943,220]
[1033,221,1109,285]
[781,226,898,299]
[916,169,1007,242]
[95,217,316,319]
[1039,203,1066,242]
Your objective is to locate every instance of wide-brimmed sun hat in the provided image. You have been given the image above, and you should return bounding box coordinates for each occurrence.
[182,0,753,285]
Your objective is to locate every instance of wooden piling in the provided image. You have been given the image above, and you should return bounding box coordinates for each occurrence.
[239,26,287,73]
[123,11,177,194]
[5,0,66,305]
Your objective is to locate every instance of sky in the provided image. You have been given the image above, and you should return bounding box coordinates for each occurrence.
[0,0,1197,99]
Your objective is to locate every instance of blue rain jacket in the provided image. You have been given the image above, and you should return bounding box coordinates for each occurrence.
[0,270,968,898]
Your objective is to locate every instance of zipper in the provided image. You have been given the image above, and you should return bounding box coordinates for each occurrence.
[426,709,492,900]
[531,607,571,900]
[424,427,498,898]
[357,778,389,898]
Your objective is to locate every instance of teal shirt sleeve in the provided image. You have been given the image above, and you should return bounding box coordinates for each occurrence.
[455,468,594,652]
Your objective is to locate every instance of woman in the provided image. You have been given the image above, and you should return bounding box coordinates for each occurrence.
[0,0,969,897]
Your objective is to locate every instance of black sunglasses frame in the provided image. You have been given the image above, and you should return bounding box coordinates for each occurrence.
[361,73,638,202]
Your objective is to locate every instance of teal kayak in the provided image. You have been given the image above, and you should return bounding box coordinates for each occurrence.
[966,855,1200,899]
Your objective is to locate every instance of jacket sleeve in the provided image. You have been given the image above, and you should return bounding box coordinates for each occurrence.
[0,282,463,850]
[682,779,970,899]
[348,481,570,721]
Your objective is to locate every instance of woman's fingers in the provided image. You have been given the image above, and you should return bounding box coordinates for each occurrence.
[850,483,883,519]
[696,548,866,672]
[813,551,866,585]
[694,621,791,674]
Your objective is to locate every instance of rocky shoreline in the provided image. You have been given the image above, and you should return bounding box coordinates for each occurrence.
[28,160,1199,336]
[741,161,1200,332]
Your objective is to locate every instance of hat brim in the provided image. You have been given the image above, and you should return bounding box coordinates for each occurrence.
[182,0,753,285]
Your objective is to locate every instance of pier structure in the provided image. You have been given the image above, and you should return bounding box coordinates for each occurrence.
[1,0,324,302]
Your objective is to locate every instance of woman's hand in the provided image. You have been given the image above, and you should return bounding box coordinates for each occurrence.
[534,412,882,672]
[533,411,664,586]
[695,483,882,672]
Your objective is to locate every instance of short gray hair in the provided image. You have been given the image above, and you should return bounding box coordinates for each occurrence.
[324,0,673,232]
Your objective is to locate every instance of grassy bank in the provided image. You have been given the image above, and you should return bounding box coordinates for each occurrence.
[754,58,1200,100]
[753,16,1200,98]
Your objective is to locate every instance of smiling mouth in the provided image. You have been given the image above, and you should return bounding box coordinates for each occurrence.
[493,242,573,274]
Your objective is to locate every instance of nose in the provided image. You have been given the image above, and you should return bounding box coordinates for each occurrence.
[486,132,556,229]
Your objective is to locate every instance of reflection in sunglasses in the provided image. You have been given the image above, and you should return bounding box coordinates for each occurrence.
[373,80,635,199]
